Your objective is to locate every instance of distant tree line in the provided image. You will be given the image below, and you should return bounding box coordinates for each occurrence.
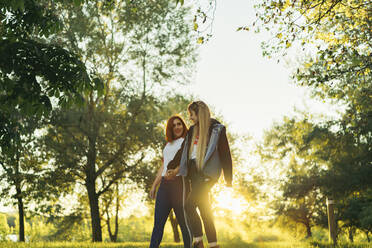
[252,0,371,242]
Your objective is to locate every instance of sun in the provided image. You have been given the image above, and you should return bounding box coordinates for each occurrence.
[213,186,247,216]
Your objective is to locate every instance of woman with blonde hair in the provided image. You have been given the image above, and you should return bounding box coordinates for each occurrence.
[149,115,192,248]
[166,101,233,248]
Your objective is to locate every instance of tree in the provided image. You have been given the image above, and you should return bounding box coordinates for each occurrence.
[259,112,372,240]
[0,110,45,242]
[42,95,168,241]
[101,182,120,242]
[359,200,372,242]
[337,194,372,243]
[0,0,99,118]
[251,1,371,240]
[249,0,370,57]
[249,0,371,161]
[39,0,196,242]
[259,116,329,238]
[251,0,371,176]
[0,1,101,241]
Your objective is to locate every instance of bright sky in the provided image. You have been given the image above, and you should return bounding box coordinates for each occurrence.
[186,0,341,139]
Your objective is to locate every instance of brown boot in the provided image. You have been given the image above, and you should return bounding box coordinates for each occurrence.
[193,240,204,248]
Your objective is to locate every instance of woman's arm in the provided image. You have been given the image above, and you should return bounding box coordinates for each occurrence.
[218,126,233,186]
[150,164,164,199]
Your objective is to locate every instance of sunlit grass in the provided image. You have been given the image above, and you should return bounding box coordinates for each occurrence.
[1,242,371,248]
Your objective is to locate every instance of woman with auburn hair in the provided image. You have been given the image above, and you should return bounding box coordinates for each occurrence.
[149,115,192,248]
[166,101,233,248]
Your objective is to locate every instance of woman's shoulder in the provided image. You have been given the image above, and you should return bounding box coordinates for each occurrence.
[165,137,184,148]
[210,118,225,129]
[174,137,184,145]
[162,141,169,151]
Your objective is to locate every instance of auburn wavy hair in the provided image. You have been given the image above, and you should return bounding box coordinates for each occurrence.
[165,115,188,142]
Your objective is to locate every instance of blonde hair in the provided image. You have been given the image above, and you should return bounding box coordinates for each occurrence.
[188,101,211,171]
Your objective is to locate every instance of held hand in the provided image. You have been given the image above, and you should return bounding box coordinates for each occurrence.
[150,186,156,199]
[165,169,177,180]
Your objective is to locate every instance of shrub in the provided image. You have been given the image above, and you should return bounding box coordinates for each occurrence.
[253,234,279,242]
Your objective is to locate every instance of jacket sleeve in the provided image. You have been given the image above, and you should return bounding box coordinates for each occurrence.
[167,144,183,170]
[218,126,233,185]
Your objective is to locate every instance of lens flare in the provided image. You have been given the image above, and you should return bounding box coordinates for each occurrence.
[214,186,247,215]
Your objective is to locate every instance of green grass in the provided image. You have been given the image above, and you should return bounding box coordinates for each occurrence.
[308,241,372,248]
[0,241,371,248]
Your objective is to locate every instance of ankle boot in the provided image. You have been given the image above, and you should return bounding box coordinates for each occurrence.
[193,240,204,248]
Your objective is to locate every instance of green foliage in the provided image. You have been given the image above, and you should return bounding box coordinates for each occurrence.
[116,216,154,242]
[0,213,10,240]
[1,0,196,242]
[0,107,48,241]
[26,0,197,241]
[175,0,184,5]
[337,194,372,241]
[253,235,279,242]
[259,116,327,238]
[44,213,91,242]
[260,111,372,239]
[252,0,371,241]
[0,0,98,119]
[251,0,370,56]
[0,39,92,115]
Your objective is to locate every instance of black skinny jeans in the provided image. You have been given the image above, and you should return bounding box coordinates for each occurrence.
[150,176,192,248]
[185,160,217,243]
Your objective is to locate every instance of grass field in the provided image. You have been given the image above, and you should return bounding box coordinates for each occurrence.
[0,241,371,248]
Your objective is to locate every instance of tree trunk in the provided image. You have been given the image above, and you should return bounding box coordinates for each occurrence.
[169,210,180,242]
[113,184,119,242]
[327,197,337,244]
[85,116,102,242]
[106,211,113,241]
[86,181,102,242]
[106,184,119,242]
[106,208,118,242]
[305,222,312,239]
[365,231,370,242]
[15,148,25,242]
[348,228,354,243]
[16,185,25,242]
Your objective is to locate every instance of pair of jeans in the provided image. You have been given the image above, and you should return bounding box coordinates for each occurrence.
[149,176,192,248]
[185,160,217,243]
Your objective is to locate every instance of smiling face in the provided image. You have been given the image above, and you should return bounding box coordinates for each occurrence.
[189,110,198,125]
[172,118,184,139]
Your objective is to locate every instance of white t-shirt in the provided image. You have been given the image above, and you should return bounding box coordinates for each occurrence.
[162,137,184,176]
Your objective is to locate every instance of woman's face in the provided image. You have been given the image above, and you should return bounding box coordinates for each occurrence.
[189,110,198,125]
[172,118,184,139]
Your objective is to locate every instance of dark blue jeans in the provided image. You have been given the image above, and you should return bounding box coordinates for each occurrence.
[149,176,192,248]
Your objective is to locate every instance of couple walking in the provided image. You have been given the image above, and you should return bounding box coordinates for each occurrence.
[149,101,233,248]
